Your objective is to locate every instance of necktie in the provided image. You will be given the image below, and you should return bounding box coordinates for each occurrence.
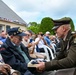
[16,46,30,64]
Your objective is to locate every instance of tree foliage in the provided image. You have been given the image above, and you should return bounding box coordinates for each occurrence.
[27,22,40,34]
[39,17,54,34]
[27,17,75,34]
[70,19,75,31]
[29,22,37,26]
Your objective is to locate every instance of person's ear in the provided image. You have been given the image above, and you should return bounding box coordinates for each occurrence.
[62,26,66,32]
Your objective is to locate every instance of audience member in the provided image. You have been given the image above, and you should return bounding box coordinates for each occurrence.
[0,27,34,75]
[0,30,7,45]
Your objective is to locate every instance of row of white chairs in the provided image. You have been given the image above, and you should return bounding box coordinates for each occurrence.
[34,45,56,61]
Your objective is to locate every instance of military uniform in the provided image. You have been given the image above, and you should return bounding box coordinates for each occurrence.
[45,30,76,70]
[44,17,76,75]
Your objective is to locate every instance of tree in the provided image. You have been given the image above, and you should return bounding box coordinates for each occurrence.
[27,22,40,34]
[70,19,75,31]
[39,17,54,34]
[29,22,37,26]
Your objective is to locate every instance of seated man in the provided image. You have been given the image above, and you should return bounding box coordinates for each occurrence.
[0,27,34,75]
[35,17,76,75]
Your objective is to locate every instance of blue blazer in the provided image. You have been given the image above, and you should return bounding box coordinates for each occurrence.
[0,37,33,75]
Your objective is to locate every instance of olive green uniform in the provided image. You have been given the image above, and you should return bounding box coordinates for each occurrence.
[45,30,76,71]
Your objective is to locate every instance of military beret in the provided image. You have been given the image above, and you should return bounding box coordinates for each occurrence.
[52,17,71,30]
[7,27,26,36]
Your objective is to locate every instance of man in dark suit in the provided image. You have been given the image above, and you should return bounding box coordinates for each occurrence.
[0,27,34,75]
[36,17,76,75]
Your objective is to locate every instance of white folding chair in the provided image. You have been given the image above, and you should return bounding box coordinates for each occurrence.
[34,45,55,61]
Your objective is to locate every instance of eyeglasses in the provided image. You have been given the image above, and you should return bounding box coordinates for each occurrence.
[26,34,30,36]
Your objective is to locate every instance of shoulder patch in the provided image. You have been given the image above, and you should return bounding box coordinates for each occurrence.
[74,38,76,43]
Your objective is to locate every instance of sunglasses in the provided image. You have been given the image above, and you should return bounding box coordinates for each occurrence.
[26,34,30,36]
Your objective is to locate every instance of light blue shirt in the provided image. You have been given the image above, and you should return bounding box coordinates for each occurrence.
[44,36,52,46]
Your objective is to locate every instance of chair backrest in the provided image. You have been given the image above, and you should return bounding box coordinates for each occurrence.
[51,43,56,54]
[34,45,55,61]
[43,45,55,60]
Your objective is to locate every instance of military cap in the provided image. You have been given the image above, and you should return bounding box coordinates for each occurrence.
[52,17,71,30]
[7,27,26,36]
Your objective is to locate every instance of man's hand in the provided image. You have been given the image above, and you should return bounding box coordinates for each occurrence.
[36,61,45,72]
[0,41,3,45]
[0,64,11,75]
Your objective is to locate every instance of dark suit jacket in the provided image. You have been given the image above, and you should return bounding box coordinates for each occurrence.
[0,37,33,75]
